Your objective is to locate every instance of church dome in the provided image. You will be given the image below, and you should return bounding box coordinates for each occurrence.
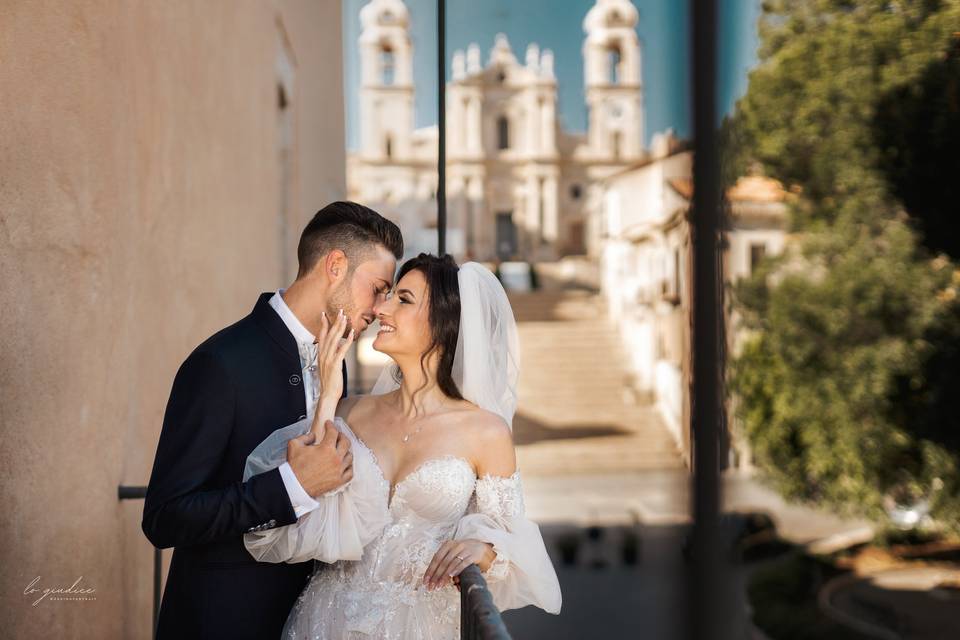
[583,0,639,36]
[360,0,410,30]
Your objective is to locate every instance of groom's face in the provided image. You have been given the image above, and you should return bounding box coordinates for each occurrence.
[328,244,396,339]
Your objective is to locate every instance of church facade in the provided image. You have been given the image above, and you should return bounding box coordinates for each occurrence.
[348,0,647,261]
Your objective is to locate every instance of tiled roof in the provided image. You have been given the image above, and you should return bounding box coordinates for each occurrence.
[667,176,787,203]
[727,176,787,203]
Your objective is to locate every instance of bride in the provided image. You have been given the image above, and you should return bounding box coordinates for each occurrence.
[242,254,562,638]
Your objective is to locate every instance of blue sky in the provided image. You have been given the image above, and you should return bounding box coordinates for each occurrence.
[343,0,763,150]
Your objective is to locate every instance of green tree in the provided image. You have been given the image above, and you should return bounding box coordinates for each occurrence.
[873,35,960,259]
[725,0,960,525]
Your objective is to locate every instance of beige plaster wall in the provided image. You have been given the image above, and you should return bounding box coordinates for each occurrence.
[0,1,345,637]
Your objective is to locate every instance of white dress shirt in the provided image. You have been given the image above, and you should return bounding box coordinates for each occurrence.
[268,290,321,518]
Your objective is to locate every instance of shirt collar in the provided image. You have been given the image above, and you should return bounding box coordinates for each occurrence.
[268,289,316,346]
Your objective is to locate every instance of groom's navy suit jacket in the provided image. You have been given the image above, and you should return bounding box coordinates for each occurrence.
[143,293,347,639]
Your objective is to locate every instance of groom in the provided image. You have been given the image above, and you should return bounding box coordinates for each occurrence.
[142,201,403,639]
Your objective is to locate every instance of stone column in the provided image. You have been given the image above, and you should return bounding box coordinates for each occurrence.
[541,97,555,155]
[543,174,559,249]
[468,176,486,258]
[466,95,481,156]
[525,172,540,258]
[528,94,541,155]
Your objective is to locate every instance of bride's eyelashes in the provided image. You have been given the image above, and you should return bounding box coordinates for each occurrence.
[384,290,412,304]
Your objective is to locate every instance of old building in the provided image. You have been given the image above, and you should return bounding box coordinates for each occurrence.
[0,2,346,637]
[348,0,647,261]
[601,150,789,466]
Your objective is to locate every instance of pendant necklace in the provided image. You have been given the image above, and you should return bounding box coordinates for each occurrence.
[401,423,424,443]
[398,398,438,443]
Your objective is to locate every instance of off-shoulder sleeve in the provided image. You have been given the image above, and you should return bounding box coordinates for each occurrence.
[453,472,562,614]
[241,418,390,564]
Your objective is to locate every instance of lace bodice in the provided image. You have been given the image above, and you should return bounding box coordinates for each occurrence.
[243,417,561,639]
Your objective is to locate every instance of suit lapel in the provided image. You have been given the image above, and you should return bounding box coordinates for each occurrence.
[251,292,348,402]
[251,292,300,361]
[251,292,307,418]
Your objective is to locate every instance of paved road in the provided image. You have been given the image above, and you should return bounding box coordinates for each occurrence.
[505,469,873,639]
[522,469,872,543]
[502,519,758,640]
[504,523,690,640]
[825,566,960,640]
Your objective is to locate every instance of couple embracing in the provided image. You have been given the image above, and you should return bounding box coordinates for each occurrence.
[142,201,561,639]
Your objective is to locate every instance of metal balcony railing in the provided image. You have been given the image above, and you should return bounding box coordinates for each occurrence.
[118,485,161,639]
[124,481,509,640]
[458,565,512,640]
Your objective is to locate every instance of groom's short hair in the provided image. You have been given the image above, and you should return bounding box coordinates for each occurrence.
[296,201,403,278]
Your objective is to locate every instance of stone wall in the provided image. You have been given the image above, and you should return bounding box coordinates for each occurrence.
[0,2,345,637]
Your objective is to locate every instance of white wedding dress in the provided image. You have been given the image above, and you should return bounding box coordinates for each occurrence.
[243,417,561,639]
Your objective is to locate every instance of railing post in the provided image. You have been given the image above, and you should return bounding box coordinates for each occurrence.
[458,564,511,640]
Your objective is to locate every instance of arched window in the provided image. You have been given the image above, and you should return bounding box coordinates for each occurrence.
[381,46,395,85]
[385,134,393,159]
[607,45,622,84]
[497,115,510,150]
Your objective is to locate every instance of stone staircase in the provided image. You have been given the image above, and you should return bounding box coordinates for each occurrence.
[508,289,684,476]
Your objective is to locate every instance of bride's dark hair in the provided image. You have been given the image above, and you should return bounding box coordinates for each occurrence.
[394,253,464,401]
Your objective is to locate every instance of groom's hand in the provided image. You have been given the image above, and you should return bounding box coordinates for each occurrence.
[287,420,353,497]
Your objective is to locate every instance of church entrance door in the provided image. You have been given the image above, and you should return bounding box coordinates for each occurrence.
[496,211,518,259]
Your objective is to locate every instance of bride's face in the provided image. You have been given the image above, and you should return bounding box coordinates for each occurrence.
[371,269,432,358]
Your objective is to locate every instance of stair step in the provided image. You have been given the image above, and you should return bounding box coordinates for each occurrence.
[507,289,683,473]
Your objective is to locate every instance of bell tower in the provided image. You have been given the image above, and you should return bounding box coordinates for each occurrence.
[359,0,414,160]
[583,0,644,161]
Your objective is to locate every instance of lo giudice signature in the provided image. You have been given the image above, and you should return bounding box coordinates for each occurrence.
[23,576,97,606]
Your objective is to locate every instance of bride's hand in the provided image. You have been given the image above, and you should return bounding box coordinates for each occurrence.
[311,309,353,431]
[422,539,497,591]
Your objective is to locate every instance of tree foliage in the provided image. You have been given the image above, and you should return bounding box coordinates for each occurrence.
[725,0,960,524]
